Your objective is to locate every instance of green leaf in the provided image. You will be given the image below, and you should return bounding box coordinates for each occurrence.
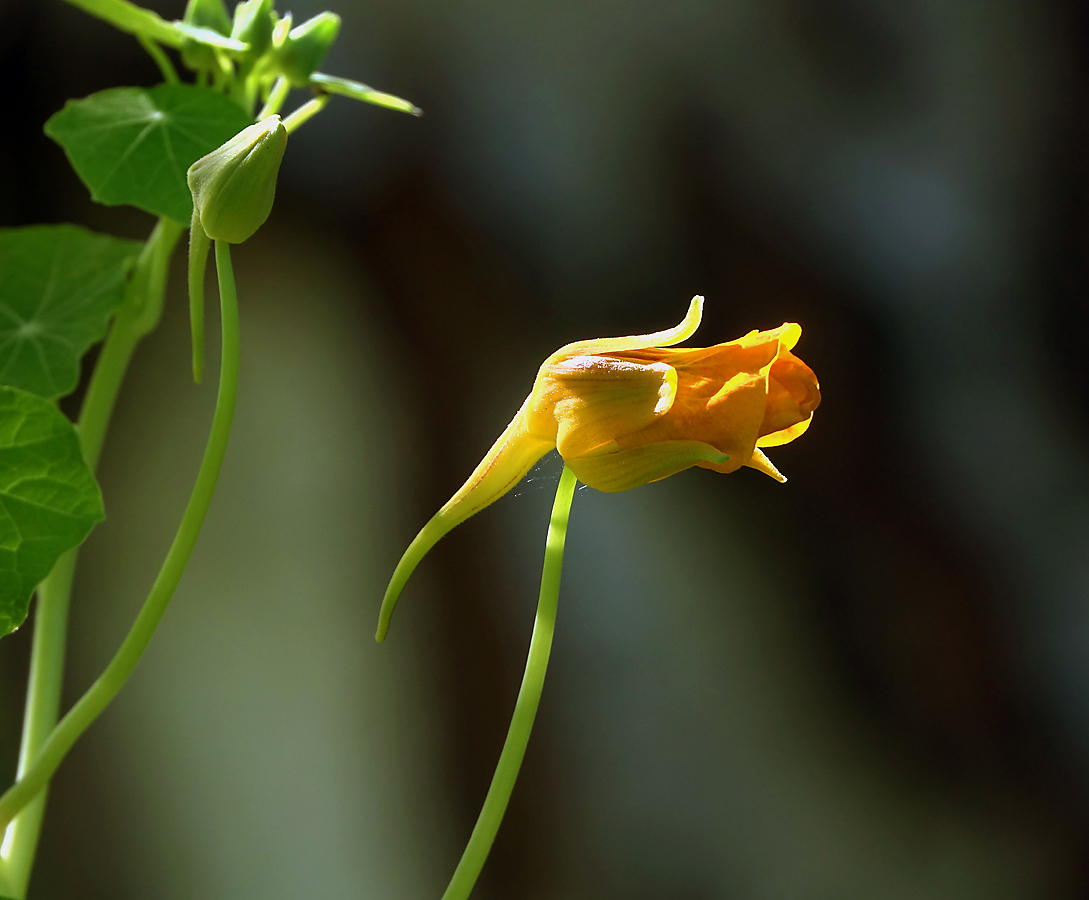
[0,387,104,637]
[45,84,255,224]
[0,225,142,399]
[64,0,249,50]
[65,0,185,47]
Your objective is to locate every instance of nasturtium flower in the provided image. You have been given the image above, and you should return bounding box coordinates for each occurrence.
[377,296,820,640]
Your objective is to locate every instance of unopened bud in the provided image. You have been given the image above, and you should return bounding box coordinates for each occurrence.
[180,0,232,71]
[187,116,287,243]
[231,0,275,65]
[274,12,341,87]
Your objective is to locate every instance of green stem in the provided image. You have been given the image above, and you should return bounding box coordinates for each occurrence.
[137,34,179,84]
[82,218,184,472]
[0,239,241,861]
[188,212,210,384]
[212,57,230,92]
[258,76,290,119]
[0,554,77,899]
[441,466,577,900]
[0,218,182,899]
[283,94,331,133]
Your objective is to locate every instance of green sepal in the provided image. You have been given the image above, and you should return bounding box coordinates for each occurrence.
[308,72,421,116]
[0,386,105,637]
[274,12,341,87]
[184,0,230,35]
[231,0,275,65]
[187,115,287,243]
[180,0,232,71]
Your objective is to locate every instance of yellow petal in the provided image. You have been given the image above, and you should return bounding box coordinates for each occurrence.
[755,412,813,448]
[536,356,677,459]
[376,405,553,641]
[566,439,728,493]
[776,322,802,351]
[745,447,787,482]
[544,295,703,365]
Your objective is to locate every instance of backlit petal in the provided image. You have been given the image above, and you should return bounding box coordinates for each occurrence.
[544,296,703,365]
[534,356,677,459]
[567,439,728,492]
[745,447,787,482]
[756,412,813,448]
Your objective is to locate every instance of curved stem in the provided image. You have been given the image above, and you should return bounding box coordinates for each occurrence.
[0,218,182,899]
[137,34,178,84]
[441,466,577,900]
[0,553,77,898]
[0,239,241,843]
[81,218,184,472]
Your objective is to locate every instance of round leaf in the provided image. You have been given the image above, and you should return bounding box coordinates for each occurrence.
[0,387,105,637]
[0,225,142,399]
[44,84,255,224]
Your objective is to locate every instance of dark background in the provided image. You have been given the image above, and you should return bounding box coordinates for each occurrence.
[2,0,1089,896]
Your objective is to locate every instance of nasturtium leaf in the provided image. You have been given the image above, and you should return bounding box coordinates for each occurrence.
[44,84,254,224]
[0,225,142,399]
[0,387,104,637]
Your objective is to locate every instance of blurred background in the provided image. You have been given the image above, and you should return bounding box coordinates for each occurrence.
[2,0,1089,896]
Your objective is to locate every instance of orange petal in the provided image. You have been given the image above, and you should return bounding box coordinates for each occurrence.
[534,356,677,459]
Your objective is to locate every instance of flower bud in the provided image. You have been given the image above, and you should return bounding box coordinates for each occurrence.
[230,0,275,65]
[274,12,341,87]
[375,297,823,640]
[180,0,232,71]
[187,116,287,243]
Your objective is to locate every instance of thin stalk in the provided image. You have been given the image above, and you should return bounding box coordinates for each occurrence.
[0,240,241,849]
[441,466,577,900]
[283,94,330,133]
[0,554,77,899]
[137,34,178,84]
[188,212,211,384]
[258,76,290,119]
[0,218,182,899]
[212,58,230,92]
[81,218,184,471]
